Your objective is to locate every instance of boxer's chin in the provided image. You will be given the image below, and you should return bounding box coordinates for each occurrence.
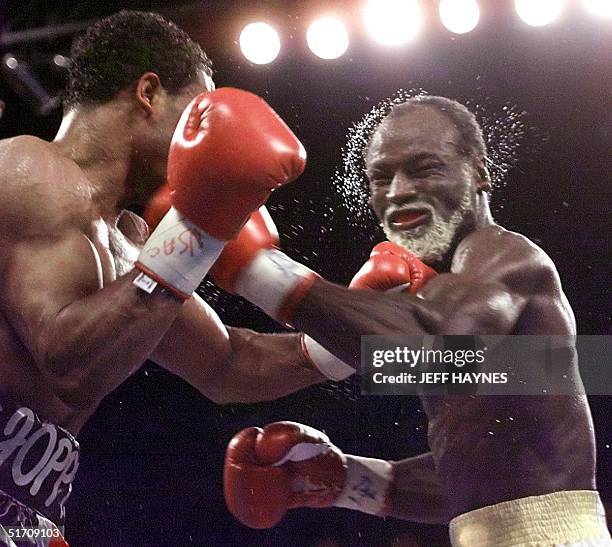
[383,207,465,264]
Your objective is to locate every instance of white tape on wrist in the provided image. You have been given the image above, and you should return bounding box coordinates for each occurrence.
[135,206,224,298]
[235,248,317,323]
[335,455,393,516]
[302,334,355,381]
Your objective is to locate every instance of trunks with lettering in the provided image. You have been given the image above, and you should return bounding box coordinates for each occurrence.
[0,391,79,526]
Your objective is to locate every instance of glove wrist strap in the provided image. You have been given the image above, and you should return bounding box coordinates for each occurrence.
[235,249,319,325]
[334,455,393,516]
[134,207,224,298]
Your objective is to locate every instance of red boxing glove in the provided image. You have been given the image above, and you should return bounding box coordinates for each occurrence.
[350,241,437,294]
[224,422,394,529]
[210,209,355,380]
[169,88,306,241]
[50,535,69,547]
[210,206,319,324]
[224,422,347,529]
[134,88,305,299]
[142,183,171,232]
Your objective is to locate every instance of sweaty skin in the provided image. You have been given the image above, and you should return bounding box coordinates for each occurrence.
[0,77,323,437]
[293,106,595,522]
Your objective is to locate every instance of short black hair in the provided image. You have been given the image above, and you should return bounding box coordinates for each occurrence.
[65,10,212,108]
[382,95,487,161]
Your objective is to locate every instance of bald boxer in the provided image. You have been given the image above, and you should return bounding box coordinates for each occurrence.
[0,11,343,546]
[219,97,610,545]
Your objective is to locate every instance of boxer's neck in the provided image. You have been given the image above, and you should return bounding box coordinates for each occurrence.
[52,103,138,219]
[475,194,494,229]
[432,197,495,273]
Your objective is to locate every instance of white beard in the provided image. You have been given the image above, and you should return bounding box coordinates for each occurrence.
[383,189,473,264]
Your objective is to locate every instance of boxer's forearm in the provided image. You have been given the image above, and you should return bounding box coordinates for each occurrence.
[212,328,325,403]
[152,296,324,404]
[294,279,431,368]
[161,329,324,404]
[293,273,528,369]
[40,270,183,405]
[387,453,452,524]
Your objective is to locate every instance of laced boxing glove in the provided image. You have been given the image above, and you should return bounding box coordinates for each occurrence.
[301,242,437,378]
[210,230,436,326]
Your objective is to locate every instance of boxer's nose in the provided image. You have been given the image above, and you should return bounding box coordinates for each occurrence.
[387,171,418,205]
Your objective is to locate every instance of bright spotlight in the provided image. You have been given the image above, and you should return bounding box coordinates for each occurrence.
[439,0,480,34]
[583,0,612,18]
[239,22,280,64]
[514,0,565,27]
[307,17,349,60]
[364,0,423,46]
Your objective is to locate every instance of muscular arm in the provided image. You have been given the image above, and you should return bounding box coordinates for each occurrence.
[294,227,553,367]
[0,138,185,408]
[151,294,325,404]
[5,224,321,409]
[2,226,184,410]
[0,138,324,411]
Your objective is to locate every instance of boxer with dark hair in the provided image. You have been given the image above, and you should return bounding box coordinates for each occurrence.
[65,10,213,108]
[0,11,336,546]
[220,97,610,545]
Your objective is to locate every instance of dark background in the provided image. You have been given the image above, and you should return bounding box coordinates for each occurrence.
[0,1,610,545]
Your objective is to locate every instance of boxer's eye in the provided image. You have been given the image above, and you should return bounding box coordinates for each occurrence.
[413,164,442,178]
[371,178,391,188]
[369,172,391,188]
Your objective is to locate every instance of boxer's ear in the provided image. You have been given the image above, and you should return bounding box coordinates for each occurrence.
[473,159,491,192]
[135,72,162,115]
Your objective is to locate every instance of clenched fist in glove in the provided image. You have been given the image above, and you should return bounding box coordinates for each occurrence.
[350,241,437,294]
[302,241,436,378]
[224,421,393,529]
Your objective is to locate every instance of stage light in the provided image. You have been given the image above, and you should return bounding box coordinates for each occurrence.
[51,54,71,70]
[439,0,480,34]
[364,0,423,46]
[514,0,565,27]
[583,0,612,18]
[307,17,349,59]
[1,54,60,115]
[239,22,280,64]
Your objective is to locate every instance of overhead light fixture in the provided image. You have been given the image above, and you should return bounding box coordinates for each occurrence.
[239,22,281,65]
[307,17,349,59]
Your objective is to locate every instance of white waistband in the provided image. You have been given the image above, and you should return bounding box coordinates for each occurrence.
[449,491,611,547]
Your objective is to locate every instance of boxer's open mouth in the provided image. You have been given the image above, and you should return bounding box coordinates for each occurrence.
[387,208,431,231]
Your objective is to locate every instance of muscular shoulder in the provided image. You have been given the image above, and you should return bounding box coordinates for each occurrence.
[0,136,92,238]
[451,225,560,295]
